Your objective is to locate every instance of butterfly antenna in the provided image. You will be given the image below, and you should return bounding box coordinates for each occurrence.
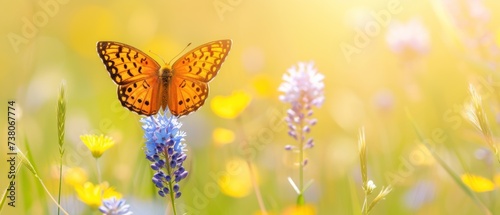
[169,43,192,65]
[149,50,167,65]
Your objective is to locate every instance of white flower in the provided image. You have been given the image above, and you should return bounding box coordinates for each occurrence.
[367,180,377,194]
[99,197,132,215]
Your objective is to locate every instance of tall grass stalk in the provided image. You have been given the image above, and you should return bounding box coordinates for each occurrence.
[56,81,66,215]
[358,127,369,214]
[358,127,392,215]
[464,84,499,163]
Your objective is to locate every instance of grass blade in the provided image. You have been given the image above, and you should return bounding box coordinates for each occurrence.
[406,109,491,215]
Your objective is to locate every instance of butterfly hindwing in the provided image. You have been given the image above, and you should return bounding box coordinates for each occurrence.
[168,39,232,116]
[118,77,163,116]
[167,76,209,116]
[97,41,160,85]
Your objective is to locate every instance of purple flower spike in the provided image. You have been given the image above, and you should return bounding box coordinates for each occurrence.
[141,113,188,198]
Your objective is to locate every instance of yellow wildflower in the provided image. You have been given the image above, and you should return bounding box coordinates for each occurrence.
[282,204,316,215]
[64,167,88,187]
[211,90,251,119]
[461,174,495,192]
[80,134,115,158]
[213,127,235,146]
[253,211,275,215]
[218,158,254,198]
[75,181,122,208]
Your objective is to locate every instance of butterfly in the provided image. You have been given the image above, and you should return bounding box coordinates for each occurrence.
[96,40,232,116]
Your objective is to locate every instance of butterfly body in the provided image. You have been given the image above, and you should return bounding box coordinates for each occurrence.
[97,40,232,116]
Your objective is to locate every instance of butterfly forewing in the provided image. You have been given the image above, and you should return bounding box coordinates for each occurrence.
[172,40,231,82]
[97,41,162,115]
[168,39,232,116]
[97,41,160,85]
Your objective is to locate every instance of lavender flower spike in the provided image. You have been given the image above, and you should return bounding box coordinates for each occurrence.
[278,61,324,204]
[279,61,324,145]
[141,112,189,198]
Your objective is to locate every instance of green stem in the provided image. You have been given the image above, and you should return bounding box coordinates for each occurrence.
[362,194,368,215]
[297,115,305,205]
[168,183,177,215]
[164,149,177,215]
[57,155,63,215]
[96,158,102,185]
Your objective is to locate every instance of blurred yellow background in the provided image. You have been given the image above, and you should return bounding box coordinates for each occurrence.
[2,0,500,214]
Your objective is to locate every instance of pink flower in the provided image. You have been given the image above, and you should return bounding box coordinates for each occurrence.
[386,18,430,57]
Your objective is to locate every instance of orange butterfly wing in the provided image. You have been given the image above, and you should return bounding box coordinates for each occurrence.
[97,41,163,115]
[168,39,232,116]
